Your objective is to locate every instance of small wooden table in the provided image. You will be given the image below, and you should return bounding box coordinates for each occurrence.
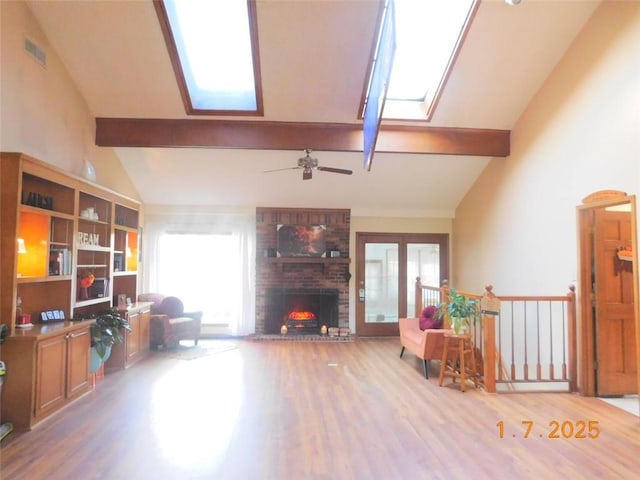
[438,333,479,392]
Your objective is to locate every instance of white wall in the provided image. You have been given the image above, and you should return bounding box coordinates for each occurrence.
[0,1,138,199]
[454,1,640,297]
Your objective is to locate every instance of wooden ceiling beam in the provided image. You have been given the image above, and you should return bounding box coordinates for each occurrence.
[95,118,509,157]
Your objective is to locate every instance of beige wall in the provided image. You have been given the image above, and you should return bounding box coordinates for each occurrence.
[0,1,139,200]
[454,1,640,297]
[351,216,452,236]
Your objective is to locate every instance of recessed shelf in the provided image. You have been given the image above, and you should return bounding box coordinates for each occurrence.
[113,271,137,277]
[75,297,111,308]
[17,275,73,284]
[77,245,111,252]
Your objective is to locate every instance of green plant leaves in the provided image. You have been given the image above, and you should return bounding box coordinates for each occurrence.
[437,287,481,328]
[90,308,131,353]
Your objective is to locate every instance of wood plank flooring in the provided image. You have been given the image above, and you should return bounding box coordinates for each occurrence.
[1,338,639,479]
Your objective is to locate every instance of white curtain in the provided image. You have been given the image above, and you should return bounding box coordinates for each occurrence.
[143,210,255,336]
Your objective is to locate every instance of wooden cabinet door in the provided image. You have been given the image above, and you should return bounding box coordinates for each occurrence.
[34,335,66,419]
[139,308,151,353]
[66,327,91,400]
[125,311,140,364]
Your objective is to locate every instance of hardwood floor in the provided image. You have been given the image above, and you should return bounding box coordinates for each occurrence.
[1,338,639,479]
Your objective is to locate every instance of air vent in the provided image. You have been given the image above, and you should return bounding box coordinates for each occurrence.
[24,38,46,67]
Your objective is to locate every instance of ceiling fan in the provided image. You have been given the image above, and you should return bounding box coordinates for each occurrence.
[265,149,353,180]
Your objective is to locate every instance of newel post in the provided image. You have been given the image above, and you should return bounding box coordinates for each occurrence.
[567,285,577,392]
[480,284,499,394]
[415,277,423,317]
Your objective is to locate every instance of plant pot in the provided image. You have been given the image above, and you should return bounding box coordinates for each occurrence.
[90,345,112,373]
[452,317,468,335]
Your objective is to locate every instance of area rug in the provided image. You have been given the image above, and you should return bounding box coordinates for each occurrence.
[158,341,237,360]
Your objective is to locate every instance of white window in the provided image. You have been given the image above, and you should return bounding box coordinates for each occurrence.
[383,0,477,120]
[157,233,241,327]
[161,0,262,113]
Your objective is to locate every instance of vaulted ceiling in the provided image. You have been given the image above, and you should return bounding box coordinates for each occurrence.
[25,0,601,216]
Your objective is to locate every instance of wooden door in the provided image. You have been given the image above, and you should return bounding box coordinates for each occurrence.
[594,209,637,395]
[35,335,66,418]
[66,327,91,400]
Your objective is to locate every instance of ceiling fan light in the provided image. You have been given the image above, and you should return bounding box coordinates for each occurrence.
[505,0,522,5]
[303,167,312,180]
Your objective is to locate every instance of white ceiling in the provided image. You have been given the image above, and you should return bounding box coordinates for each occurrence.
[25,0,601,216]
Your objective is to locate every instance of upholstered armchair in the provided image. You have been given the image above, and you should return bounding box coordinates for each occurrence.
[137,293,202,350]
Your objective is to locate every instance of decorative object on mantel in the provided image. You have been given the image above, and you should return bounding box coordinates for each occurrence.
[615,246,633,275]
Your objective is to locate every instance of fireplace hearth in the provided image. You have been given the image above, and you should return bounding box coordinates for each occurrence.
[265,288,339,335]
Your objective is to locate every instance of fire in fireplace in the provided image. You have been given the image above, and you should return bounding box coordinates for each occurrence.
[265,288,339,335]
[286,310,319,333]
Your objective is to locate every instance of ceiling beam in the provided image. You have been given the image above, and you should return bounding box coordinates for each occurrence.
[95,118,509,157]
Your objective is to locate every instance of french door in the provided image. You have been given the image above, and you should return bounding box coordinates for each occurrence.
[355,233,449,336]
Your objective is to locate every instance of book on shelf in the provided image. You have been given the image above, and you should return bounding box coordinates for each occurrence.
[49,248,72,276]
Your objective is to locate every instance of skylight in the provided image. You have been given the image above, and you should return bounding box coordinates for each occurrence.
[383,0,477,120]
[161,0,262,114]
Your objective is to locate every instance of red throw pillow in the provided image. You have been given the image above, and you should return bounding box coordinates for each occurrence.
[419,305,442,330]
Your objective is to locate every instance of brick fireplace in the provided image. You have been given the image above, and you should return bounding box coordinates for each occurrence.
[255,207,350,335]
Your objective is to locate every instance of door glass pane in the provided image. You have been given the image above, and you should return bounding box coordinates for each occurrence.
[407,243,440,316]
[365,243,399,323]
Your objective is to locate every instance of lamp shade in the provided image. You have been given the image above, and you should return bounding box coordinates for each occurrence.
[16,238,27,254]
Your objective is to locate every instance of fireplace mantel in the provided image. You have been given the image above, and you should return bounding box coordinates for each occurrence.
[262,256,350,274]
[261,257,350,265]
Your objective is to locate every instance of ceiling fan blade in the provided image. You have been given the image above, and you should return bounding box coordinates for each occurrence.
[263,166,301,173]
[317,166,353,175]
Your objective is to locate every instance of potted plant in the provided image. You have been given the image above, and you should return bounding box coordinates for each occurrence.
[87,308,131,373]
[438,288,481,335]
